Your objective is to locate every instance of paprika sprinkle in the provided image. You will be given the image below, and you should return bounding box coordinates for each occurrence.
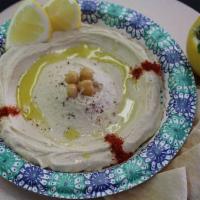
[131,67,143,80]
[141,60,162,76]
[131,60,162,80]
[105,133,133,164]
[0,106,20,119]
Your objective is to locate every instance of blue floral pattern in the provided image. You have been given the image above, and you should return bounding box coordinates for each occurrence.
[0,21,9,56]
[125,10,152,39]
[0,0,196,199]
[78,0,100,24]
[85,170,117,198]
[158,43,187,73]
[140,137,176,173]
[14,164,51,194]
[167,92,196,121]
[0,37,5,56]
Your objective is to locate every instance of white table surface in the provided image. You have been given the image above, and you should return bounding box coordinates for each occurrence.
[0,0,199,199]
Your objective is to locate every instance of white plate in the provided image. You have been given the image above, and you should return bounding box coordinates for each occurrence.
[0,0,198,199]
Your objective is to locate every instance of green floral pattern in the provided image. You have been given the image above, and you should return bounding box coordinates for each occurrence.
[0,21,9,56]
[168,64,196,94]
[122,156,151,187]
[47,172,85,199]
[160,115,192,149]
[98,2,127,27]
[0,143,24,180]
[143,24,172,54]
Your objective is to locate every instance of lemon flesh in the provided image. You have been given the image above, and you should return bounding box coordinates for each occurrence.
[6,0,52,49]
[45,0,81,31]
[187,16,200,76]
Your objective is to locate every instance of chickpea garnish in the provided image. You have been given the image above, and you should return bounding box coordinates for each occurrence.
[67,84,78,98]
[65,71,79,84]
[80,67,94,81]
[78,80,96,96]
[65,67,102,98]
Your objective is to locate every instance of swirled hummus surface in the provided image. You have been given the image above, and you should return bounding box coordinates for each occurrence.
[0,25,163,172]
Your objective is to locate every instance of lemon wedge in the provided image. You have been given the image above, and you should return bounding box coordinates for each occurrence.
[187,16,200,76]
[6,0,52,49]
[44,0,81,31]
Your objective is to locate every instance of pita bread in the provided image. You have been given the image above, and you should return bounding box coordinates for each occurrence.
[181,121,200,153]
[180,89,200,154]
[167,144,200,200]
[105,167,187,200]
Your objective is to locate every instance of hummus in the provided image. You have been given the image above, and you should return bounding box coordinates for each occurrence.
[0,24,163,172]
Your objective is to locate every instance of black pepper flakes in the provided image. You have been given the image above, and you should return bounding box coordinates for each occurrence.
[112,112,116,116]
[85,103,104,114]
[59,82,65,86]
[67,112,76,119]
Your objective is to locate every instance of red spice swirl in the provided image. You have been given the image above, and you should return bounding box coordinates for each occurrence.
[131,60,162,80]
[0,106,20,119]
[105,133,133,164]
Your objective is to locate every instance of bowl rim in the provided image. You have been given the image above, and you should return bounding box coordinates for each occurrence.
[0,0,197,199]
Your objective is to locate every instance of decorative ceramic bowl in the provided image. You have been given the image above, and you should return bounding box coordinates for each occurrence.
[0,0,197,199]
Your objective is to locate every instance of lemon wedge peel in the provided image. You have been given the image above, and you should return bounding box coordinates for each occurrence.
[6,0,52,49]
[44,0,81,31]
[187,16,200,76]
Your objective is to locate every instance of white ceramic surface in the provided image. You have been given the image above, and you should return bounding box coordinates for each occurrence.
[0,0,199,199]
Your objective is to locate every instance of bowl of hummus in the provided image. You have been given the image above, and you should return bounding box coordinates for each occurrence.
[0,0,197,199]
